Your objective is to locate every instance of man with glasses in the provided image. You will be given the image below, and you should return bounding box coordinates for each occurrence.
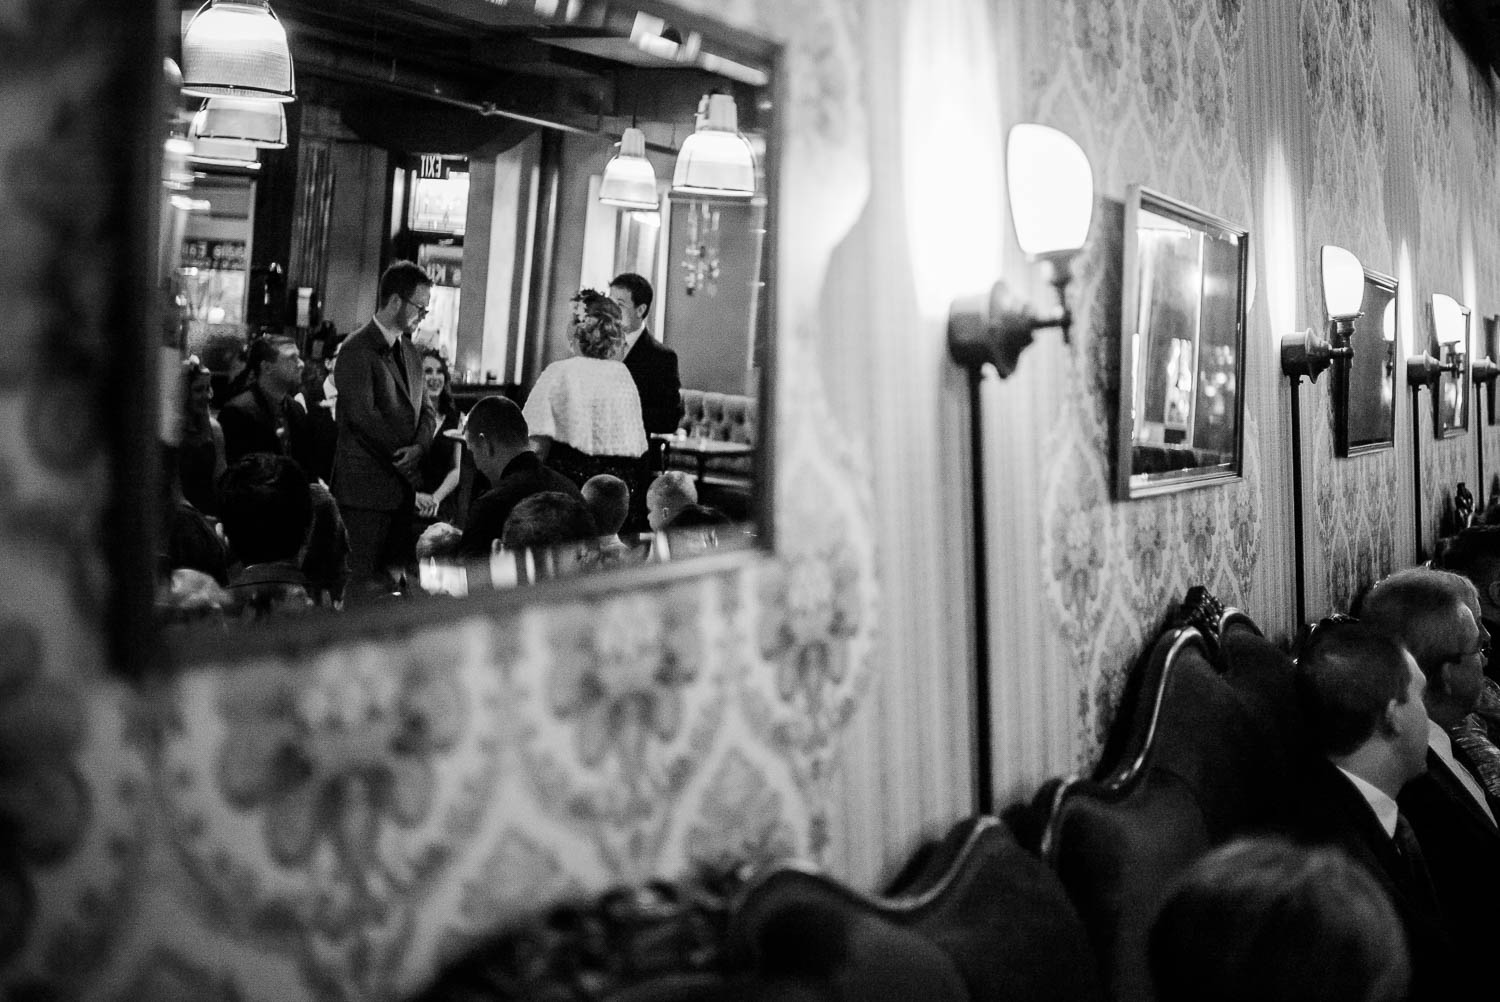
[331,260,437,601]
[1361,568,1500,968]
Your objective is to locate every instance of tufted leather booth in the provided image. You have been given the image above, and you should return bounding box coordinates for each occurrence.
[670,389,757,487]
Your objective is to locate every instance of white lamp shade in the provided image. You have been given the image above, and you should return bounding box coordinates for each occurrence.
[190,97,287,149]
[190,137,261,168]
[599,128,659,209]
[182,1,296,102]
[1319,245,1364,319]
[1432,293,1466,346]
[1006,123,1093,257]
[671,93,755,198]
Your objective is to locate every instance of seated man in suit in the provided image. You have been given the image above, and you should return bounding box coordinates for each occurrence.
[1362,568,1500,966]
[219,335,307,464]
[458,396,581,559]
[1293,619,1461,996]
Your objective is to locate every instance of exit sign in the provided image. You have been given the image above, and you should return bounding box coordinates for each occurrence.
[418,155,448,179]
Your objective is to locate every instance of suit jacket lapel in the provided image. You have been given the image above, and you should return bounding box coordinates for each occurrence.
[1427,749,1500,834]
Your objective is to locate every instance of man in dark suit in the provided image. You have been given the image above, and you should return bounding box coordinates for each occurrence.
[219,335,307,464]
[609,272,681,532]
[1362,569,1500,967]
[332,260,436,601]
[457,396,581,560]
[1293,619,1464,997]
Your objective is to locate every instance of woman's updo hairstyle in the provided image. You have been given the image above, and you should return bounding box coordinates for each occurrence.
[569,288,625,360]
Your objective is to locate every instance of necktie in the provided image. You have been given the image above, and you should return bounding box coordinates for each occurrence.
[1392,812,1441,913]
[389,343,408,390]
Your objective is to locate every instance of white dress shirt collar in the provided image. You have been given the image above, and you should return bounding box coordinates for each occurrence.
[1336,765,1400,839]
[373,315,401,348]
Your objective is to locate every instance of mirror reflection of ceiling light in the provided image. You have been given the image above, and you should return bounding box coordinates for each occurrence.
[598,127,660,209]
[181,0,296,102]
[672,93,756,198]
[190,97,287,149]
[189,137,262,169]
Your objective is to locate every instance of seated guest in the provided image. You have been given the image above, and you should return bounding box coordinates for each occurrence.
[415,522,463,561]
[159,445,229,586]
[1292,619,1461,997]
[299,480,350,608]
[646,470,697,532]
[1361,569,1500,969]
[218,453,316,619]
[522,289,648,501]
[176,355,226,516]
[459,396,582,558]
[219,335,307,463]
[1149,836,1409,1002]
[580,474,635,564]
[499,490,600,578]
[1437,527,1500,656]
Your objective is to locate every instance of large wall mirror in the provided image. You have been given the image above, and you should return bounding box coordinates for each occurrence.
[1431,293,1470,438]
[1338,269,1397,457]
[147,0,779,662]
[1116,186,1249,499]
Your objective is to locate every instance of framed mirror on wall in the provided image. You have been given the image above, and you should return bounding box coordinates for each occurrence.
[1432,293,1470,438]
[1116,186,1249,500]
[140,0,782,668]
[1337,269,1397,457]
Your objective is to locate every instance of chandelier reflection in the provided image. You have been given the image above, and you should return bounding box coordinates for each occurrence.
[681,200,721,296]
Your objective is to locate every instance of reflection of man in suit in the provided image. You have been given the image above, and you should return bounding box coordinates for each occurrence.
[332,261,436,601]
[1362,569,1500,967]
[1293,619,1463,998]
[610,272,681,532]
[219,335,307,464]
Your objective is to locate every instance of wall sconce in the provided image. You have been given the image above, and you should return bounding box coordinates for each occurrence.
[598,127,660,209]
[1279,244,1362,629]
[1279,245,1363,384]
[942,122,1092,813]
[671,93,755,199]
[947,123,1094,377]
[182,0,296,103]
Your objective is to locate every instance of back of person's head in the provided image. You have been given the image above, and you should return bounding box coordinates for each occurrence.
[581,474,630,536]
[609,271,654,314]
[1149,836,1409,1002]
[647,471,697,529]
[378,259,432,305]
[501,491,599,551]
[1438,527,1500,607]
[568,288,625,359]
[1359,568,1470,677]
[415,521,464,560]
[1295,619,1413,758]
[218,453,312,565]
[245,334,296,383]
[666,502,731,530]
[464,396,529,451]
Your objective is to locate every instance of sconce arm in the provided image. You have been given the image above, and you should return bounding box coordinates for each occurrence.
[947,256,1079,379]
[1407,353,1447,388]
[1281,327,1350,384]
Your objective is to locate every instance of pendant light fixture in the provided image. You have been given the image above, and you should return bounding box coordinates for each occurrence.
[181,0,296,103]
[599,127,660,209]
[189,97,288,149]
[189,137,262,170]
[671,92,755,199]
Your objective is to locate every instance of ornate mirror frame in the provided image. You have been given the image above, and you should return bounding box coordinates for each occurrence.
[1337,268,1397,457]
[119,0,785,676]
[1115,186,1249,500]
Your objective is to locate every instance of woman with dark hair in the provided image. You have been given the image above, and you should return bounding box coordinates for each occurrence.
[416,347,463,524]
[521,289,648,492]
[177,354,226,515]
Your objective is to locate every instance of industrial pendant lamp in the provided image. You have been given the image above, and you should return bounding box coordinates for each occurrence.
[599,127,659,209]
[671,92,755,198]
[190,137,261,169]
[189,97,287,149]
[181,0,296,102]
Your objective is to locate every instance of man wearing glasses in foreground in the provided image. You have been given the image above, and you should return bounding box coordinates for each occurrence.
[1360,568,1500,970]
[332,260,436,602]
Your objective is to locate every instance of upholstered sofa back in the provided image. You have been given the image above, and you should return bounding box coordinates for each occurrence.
[678,389,757,445]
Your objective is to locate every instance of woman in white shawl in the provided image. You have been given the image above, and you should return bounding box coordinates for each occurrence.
[522,289,648,492]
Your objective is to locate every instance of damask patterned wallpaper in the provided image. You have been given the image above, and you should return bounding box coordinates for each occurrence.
[6,0,1500,998]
